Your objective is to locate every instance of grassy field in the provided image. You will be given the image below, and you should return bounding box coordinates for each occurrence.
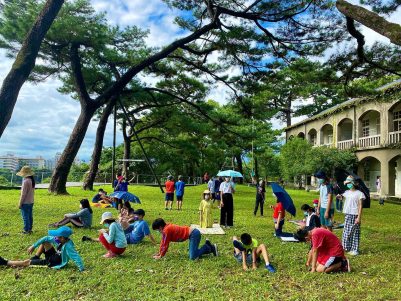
[0,185,400,301]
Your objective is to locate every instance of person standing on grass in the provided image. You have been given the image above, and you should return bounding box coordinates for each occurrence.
[164,175,175,210]
[0,226,84,271]
[315,171,334,231]
[17,166,35,234]
[340,176,364,256]
[207,176,215,200]
[175,175,185,210]
[213,177,222,204]
[295,228,350,273]
[152,218,218,260]
[232,233,276,272]
[254,179,266,216]
[48,199,93,228]
[376,176,384,205]
[199,190,213,228]
[331,178,344,213]
[219,177,235,228]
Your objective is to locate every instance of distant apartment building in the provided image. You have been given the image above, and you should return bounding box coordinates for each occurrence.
[285,81,401,198]
[18,156,46,170]
[0,154,19,171]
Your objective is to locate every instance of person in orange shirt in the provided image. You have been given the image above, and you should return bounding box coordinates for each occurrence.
[151,218,218,260]
[164,175,175,210]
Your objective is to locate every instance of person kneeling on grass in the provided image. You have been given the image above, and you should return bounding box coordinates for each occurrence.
[120,209,157,245]
[48,199,93,228]
[294,228,350,273]
[0,226,84,271]
[82,212,127,258]
[233,233,276,273]
[151,218,218,260]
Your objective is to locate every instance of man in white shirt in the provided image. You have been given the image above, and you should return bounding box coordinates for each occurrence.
[219,177,235,228]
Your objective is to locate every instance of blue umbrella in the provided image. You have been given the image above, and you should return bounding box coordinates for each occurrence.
[109,191,141,204]
[271,183,296,216]
[216,170,243,178]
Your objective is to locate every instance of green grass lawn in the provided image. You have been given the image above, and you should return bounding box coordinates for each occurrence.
[0,185,400,301]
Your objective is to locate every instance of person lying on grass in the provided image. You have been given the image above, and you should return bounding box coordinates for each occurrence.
[233,233,276,273]
[82,212,127,258]
[151,218,218,260]
[48,199,93,228]
[0,226,84,271]
[294,228,350,273]
[120,209,157,245]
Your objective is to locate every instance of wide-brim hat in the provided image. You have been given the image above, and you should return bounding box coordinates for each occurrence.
[344,176,355,185]
[100,212,114,224]
[16,166,34,177]
[203,190,211,195]
[48,226,73,238]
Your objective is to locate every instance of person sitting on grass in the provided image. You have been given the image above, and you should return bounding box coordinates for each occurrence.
[294,228,350,273]
[300,204,321,231]
[82,212,127,258]
[48,199,93,228]
[0,226,84,271]
[92,188,107,203]
[233,233,276,272]
[151,218,218,260]
[120,209,157,245]
[119,201,135,223]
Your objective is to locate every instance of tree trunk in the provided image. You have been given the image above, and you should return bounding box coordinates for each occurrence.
[235,154,244,184]
[122,119,131,177]
[0,0,64,138]
[82,100,115,190]
[49,104,97,194]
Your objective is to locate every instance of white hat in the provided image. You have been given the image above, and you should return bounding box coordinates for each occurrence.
[100,212,114,224]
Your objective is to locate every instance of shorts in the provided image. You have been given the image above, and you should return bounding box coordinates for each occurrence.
[324,256,343,268]
[165,193,174,201]
[30,247,62,267]
[234,252,261,265]
[176,195,183,201]
[320,208,334,227]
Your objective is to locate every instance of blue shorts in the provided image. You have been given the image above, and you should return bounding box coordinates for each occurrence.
[165,193,174,201]
[234,252,261,264]
[320,208,334,227]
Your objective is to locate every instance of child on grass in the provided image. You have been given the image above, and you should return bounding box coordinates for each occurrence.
[151,218,218,260]
[199,190,213,228]
[82,212,127,258]
[232,233,276,272]
[119,201,135,223]
[271,195,292,237]
[0,226,84,271]
[175,175,185,210]
[48,199,93,228]
[165,175,175,210]
[120,209,157,245]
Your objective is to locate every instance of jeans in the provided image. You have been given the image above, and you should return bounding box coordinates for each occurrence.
[20,203,33,232]
[188,229,212,260]
[274,219,293,237]
[336,198,343,211]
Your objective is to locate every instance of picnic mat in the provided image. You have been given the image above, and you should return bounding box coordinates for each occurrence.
[190,223,225,235]
[90,202,112,209]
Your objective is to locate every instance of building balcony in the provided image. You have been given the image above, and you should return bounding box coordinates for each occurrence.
[337,139,354,150]
[358,135,381,148]
[388,131,401,144]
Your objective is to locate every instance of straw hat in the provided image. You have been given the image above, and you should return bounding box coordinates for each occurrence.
[16,166,34,177]
[203,190,211,195]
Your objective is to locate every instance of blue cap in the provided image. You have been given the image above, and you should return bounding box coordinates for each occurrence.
[314,171,327,179]
[48,226,73,238]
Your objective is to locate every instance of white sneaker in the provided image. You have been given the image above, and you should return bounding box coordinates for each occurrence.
[348,251,359,256]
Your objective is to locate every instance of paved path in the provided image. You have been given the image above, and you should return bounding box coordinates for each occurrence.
[35,182,110,189]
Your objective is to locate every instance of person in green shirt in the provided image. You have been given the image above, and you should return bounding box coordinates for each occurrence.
[232,233,276,272]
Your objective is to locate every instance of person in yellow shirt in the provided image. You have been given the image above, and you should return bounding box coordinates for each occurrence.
[199,190,213,228]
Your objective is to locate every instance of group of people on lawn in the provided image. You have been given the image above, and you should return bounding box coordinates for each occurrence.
[1,166,364,275]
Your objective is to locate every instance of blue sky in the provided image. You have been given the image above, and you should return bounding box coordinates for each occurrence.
[0,0,399,161]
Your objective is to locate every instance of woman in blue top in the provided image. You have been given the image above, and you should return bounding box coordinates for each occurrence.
[48,199,93,228]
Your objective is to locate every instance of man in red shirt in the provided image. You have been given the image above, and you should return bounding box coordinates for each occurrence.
[164,176,175,210]
[295,228,350,273]
[152,218,218,260]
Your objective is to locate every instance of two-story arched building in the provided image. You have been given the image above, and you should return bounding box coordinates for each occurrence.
[285,81,401,198]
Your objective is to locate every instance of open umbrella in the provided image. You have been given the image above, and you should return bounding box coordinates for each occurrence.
[334,168,370,208]
[271,183,296,216]
[109,191,141,204]
[216,170,243,178]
